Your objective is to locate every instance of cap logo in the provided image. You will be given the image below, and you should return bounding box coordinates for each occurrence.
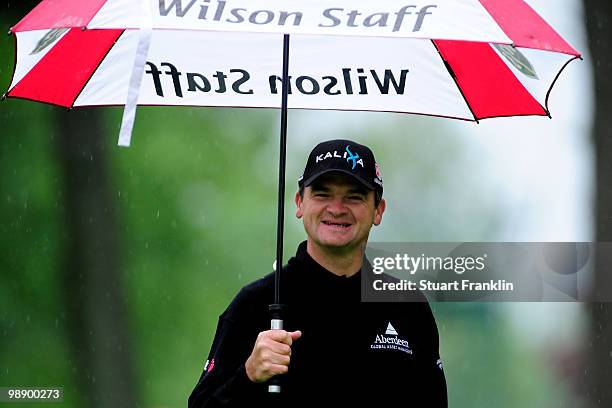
[345,146,361,170]
[314,147,364,169]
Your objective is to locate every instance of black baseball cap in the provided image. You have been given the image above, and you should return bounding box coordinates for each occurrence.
[298,139,383,195]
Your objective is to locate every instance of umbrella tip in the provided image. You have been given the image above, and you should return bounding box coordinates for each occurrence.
[544,108,552,119]
[7,29,12,35]
[81,26,87,31]
[1,93,6,101]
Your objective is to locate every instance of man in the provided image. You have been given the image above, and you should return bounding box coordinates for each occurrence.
[188,139,447,407]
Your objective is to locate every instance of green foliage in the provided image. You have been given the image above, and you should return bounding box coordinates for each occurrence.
[0,102,75,406]
[110,106,282,405]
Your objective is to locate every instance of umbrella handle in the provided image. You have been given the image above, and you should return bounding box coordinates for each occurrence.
[268,304,285,393]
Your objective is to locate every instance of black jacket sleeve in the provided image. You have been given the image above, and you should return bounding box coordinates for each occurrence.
[188,289,264,407]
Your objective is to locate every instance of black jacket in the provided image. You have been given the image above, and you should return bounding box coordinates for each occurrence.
[189,241,447,407]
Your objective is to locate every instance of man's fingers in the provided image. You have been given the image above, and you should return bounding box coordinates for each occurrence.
[283,330,302,346]
[248,329,300,383]
[262,350,291,366]
[290,330,302,341]
[264,329,301,346]
[268,364,289,376]
[264,329,291,344]
[263,340,292,356]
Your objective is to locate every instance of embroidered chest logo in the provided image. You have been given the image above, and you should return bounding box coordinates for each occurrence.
[370,322,413,355]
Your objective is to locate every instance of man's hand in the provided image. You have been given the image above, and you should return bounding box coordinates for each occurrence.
[245,330,302,383]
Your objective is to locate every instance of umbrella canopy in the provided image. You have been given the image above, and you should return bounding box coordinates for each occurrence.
[7,0,579,122]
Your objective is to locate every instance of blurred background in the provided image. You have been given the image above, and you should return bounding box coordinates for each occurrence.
[1,0,611,407]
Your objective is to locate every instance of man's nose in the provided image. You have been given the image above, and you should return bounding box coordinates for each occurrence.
[326,197,348,215]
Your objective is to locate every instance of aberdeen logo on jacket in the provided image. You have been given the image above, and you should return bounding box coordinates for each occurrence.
[370,322,413,355]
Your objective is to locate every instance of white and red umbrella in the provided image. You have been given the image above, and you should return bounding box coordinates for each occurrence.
[4,1,581,388]
[6,0,580,137]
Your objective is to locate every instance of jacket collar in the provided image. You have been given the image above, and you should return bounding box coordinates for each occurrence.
[291,240,366,285]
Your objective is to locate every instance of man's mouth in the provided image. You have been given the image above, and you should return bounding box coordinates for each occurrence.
[322,221,352,229]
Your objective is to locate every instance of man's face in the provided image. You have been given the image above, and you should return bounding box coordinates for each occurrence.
[295,172,386,253]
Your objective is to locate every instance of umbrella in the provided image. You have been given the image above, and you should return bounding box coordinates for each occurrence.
[4,0,580,392]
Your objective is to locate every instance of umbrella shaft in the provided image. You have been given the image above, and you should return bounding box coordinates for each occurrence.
[275,34,290,305]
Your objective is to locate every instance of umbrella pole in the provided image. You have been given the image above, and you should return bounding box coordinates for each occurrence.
[274,33,290,307]
[268,33,290,395]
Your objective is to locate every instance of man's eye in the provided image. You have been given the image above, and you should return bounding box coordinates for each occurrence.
[348,195,365,201]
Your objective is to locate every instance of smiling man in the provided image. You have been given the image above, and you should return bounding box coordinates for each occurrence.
[188,139,447,407]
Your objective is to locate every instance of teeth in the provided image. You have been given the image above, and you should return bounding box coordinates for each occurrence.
[323,221,350,227]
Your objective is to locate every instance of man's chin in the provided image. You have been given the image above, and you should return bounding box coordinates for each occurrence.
[316,238,356,251]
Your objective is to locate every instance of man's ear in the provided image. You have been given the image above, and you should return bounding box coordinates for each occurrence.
[295,191,303,219]
[373,198,386,226]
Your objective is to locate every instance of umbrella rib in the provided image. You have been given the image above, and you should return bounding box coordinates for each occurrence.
[544,55,582,119]
[431,40,479,123]
[4,33,18,97]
